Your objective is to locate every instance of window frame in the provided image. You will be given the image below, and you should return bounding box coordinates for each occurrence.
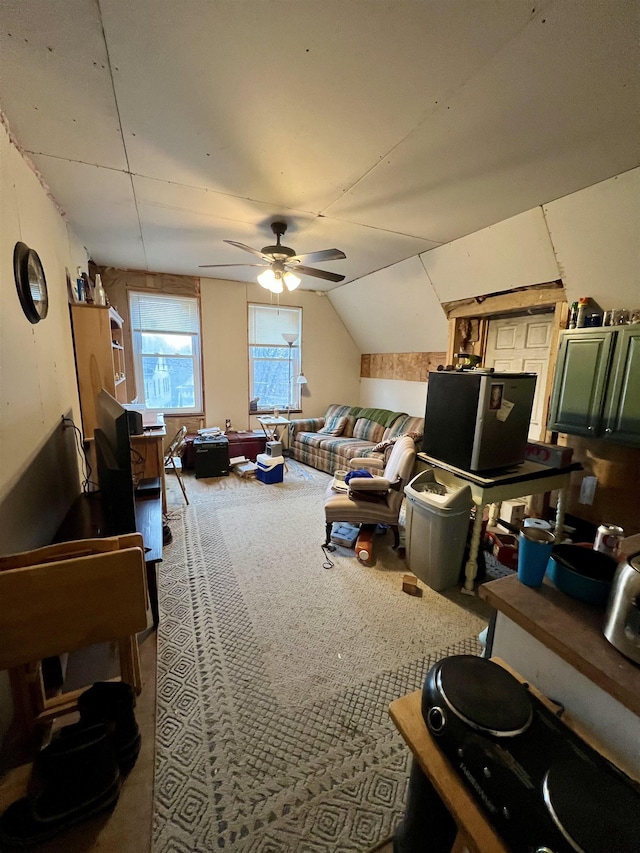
[128,290,203,416]
[248,303,303,415]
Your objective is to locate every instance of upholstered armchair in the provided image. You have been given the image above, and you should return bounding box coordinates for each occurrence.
[324,435,417,549]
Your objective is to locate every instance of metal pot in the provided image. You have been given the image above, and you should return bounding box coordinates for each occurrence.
[603,551,640,664]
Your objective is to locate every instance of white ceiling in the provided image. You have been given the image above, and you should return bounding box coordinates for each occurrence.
[1,0,638,291]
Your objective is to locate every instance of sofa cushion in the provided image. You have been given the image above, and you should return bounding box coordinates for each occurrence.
[352,418,384,443]
[318,415,348,436]
[324,404,353,421]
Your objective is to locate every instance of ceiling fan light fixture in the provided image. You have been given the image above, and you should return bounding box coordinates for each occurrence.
[283,271,301,291]
[257,268,275,289]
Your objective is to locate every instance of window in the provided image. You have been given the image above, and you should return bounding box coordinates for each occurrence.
[129,291,202,415]
[248,304,302,413]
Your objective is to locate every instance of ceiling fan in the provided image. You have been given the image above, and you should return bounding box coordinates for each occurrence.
[199,221,346,292]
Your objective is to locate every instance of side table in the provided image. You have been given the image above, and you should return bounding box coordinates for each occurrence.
[257,416,290,442]
[416,454,581,593]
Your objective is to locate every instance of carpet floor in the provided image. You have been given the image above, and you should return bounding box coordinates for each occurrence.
[153,462,486,852]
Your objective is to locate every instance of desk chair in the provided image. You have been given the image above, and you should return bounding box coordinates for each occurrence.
[164,425,189,505]
[324,435,417,550]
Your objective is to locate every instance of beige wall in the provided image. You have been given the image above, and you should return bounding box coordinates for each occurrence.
[0,121,88,751]
[201,281,361,430]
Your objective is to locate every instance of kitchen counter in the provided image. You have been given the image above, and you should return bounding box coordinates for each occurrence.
[479,573,640,777]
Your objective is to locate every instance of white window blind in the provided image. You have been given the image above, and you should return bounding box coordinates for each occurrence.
[130,292,199,334]
[248,305,300,345]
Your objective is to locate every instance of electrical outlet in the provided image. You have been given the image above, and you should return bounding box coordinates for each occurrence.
[579,475,597,505]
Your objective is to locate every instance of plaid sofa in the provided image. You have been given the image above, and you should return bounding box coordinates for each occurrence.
[288,404,424,475]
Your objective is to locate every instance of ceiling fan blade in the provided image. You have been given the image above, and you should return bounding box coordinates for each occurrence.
[294,265,345,283]
[223,240,270,260]
[290,248,346,264]
[198,263,266,269]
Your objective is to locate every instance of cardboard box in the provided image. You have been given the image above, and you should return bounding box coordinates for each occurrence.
[500,499,527,526]
[525,441,574,468]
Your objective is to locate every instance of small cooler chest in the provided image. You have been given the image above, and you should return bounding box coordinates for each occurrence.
[256,453,284,484]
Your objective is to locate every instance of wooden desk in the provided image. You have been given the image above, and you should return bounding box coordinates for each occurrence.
[416,454,581,592]
[131,427,167,512]
[390,689,508,853]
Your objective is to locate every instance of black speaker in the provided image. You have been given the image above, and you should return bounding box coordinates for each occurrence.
[126,410,144,435]
[194,436,230,478]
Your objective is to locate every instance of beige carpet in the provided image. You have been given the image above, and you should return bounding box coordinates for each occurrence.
[153,462,486,852]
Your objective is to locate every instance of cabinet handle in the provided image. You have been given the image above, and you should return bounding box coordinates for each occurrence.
[587,426,593,431]
[605,428,612,433]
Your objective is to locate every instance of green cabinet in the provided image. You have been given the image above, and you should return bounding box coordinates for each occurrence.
[548,325,640,445]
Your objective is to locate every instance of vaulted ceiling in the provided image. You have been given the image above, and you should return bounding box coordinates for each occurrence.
[1,0,638,291]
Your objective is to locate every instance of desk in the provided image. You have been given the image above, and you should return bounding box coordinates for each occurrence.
[417,454,581,592]
[131,427,167,513]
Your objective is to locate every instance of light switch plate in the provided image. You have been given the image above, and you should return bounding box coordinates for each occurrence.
[579,475,597,505]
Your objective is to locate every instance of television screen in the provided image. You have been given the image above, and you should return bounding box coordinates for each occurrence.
[95,390,136,534]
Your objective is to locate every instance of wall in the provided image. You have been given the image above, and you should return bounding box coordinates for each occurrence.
[0,119,88,754]
[100,269,362,432]
[330,255,449,413]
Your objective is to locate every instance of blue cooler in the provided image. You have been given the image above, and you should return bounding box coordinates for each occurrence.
[256,453,284,484]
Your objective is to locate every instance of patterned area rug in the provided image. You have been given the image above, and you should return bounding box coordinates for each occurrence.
[153,463,486,852]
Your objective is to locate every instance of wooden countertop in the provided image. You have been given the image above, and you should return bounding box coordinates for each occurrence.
[479,574,640,717]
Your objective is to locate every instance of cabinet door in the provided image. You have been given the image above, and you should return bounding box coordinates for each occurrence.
[602,326,640,445]
[547,329,615,435]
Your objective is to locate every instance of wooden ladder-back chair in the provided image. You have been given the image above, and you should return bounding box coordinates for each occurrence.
[0,534,149,745]
[164,425,189,505]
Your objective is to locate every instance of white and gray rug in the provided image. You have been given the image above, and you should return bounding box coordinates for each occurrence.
[153,463,486,852]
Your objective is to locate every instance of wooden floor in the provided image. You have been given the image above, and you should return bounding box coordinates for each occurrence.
[0,632,157,853]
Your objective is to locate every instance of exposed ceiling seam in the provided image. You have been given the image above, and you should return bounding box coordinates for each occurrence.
[319,4,552,217]
[97,0,147,267]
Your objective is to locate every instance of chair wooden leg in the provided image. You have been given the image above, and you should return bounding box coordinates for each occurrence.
[391,524,400,548]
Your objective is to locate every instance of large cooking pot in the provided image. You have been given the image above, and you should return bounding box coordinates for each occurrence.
[546,543,618,606]
[603,552,640,663]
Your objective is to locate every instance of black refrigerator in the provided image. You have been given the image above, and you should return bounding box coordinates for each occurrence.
[422,371,537,472]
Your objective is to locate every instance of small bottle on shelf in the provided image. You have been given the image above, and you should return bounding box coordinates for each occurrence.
[93,273,107,307]
[76,267,86,302]
[576,297,591,328]
[568,301,578,329]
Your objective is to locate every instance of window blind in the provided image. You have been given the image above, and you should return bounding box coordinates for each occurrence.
[130,292,199,333]
[248,304,300,344]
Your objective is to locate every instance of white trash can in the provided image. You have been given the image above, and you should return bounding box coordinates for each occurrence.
[404,468,473,591]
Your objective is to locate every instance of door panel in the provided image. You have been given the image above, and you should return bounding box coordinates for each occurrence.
[485,315,554,440]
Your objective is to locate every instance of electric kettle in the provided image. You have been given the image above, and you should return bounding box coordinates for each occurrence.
[603,552,640,664]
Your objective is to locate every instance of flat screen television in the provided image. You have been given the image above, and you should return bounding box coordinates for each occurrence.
[94,389,137,535]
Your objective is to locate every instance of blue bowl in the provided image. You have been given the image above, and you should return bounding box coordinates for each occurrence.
[547,545,618,607]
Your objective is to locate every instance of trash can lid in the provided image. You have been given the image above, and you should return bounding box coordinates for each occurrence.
[405,468,472,510]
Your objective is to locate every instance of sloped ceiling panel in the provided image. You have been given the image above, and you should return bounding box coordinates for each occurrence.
[543,168,640,309]
[420,207,560,302]
[327,1,640,244]
[329,255,447,353]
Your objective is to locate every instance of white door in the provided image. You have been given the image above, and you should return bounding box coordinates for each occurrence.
[484,314,554,439]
